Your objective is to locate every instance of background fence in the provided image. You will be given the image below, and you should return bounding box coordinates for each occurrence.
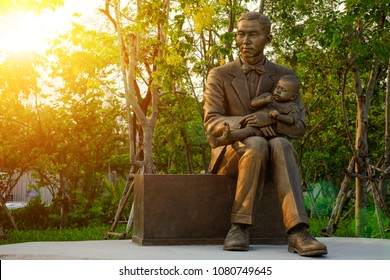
[10,173,53,204]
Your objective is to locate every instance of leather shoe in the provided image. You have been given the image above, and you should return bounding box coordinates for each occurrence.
[288,229,327,256]
[223,223,249,251]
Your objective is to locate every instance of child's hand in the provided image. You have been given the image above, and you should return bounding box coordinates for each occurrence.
[270,110,279,119]
[266,95,274,103]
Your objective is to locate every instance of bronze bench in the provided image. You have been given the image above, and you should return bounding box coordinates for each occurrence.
[133,174,287,245]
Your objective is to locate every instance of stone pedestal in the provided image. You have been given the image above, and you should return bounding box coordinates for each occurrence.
[133,174,287,245]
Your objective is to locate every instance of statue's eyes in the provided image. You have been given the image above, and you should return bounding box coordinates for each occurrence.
[236,32,260,38]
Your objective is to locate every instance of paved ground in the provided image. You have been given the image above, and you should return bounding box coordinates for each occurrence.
[1,237,390,260]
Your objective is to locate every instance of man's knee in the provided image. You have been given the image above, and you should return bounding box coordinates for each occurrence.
[269,137,293,151]
[236,136,269,162]
[242,136,268,153]
[269,137,298,163]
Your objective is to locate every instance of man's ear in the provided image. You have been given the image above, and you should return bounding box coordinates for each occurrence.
[266,34,273,44]
[234,33,239,45]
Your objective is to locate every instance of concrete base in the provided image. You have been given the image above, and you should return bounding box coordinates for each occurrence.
[133,174,287,245]
[1,237,390,260]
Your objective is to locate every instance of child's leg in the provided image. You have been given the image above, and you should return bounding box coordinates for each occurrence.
[207,123,255,148]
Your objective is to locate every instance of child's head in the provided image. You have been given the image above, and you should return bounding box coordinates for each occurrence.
[273,75,301,102]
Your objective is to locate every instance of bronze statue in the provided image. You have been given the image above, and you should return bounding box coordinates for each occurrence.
[203,12,327,256]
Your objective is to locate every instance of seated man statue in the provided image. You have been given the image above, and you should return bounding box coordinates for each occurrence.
[203,11,327,256]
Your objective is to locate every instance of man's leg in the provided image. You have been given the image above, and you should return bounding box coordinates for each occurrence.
[269,137,327,256]
[217,136,269,250]
[269,137,308,229]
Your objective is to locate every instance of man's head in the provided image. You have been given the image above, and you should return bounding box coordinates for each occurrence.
[237,12,271,34]
[273,75,301,102]
[235,12,272,64]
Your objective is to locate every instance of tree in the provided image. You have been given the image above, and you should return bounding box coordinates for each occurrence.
[154,92,209,174]
[100,0,259,175]
[100,0,172,174]
[0,0,65,232]
[0,52,44,229]
[264,0,389,236]
[381,58,390,200]
[0,0,63,15]
[43,22,127,227]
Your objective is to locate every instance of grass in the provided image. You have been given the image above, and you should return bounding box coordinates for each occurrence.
[0,224,128,245]
[309,213,390,239]
[2,217,389,246]
[1,206,389,245]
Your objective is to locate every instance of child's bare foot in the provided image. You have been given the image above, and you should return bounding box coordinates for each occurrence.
[207,132,220,148]
[207,123,231,148]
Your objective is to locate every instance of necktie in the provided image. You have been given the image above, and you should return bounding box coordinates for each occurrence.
[242,64,264,99]
[241,64,265,75]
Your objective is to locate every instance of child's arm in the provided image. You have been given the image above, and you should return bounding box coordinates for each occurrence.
[270,110,297,125]
[250,92,273,109]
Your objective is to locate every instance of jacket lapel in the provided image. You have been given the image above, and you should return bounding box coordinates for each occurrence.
[255,58,278,97]
[229,58,252,114]
[228,57,280,114]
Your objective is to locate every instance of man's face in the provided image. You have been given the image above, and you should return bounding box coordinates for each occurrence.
[235,19,271,64]
[273,80,296,102]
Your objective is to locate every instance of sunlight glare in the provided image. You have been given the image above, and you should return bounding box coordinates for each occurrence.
[0,11,51,53]
[0,0,102,55]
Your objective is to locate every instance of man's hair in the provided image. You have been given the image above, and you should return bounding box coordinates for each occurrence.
[237,12,271,34]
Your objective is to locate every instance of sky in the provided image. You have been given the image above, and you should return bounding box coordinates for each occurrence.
[0,0,105,54]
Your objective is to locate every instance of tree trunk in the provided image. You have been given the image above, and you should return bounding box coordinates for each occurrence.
[180,129,195,174]
[59,171,66,230]
[353,68,370,237]
[0,195,18,230]
[110,0,169,175]
[143,123,157,174]
[351,33,380,235]
[380,58,390,200]
[322,157,355,236]
[259,0,265,13]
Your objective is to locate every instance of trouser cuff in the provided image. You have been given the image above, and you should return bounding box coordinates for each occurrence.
[231,213,253,225]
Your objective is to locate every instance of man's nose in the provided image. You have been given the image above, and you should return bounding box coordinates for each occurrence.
[243,34,251,43]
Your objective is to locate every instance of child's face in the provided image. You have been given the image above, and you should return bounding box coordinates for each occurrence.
[272,80,296,102]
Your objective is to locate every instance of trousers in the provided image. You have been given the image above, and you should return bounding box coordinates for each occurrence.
[216,136,309,232]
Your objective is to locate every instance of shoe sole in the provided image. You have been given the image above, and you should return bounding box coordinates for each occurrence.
[288,246,328,256]
[223,245,249,251]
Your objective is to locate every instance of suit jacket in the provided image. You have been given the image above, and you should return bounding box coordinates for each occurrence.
[203,57,306,173]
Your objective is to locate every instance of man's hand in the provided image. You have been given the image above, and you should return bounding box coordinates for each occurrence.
[239,112,276,128]
[259,126,277,137]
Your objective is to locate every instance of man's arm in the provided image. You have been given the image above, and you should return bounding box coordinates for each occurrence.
[241,95,306,139]
[270,110,296,125]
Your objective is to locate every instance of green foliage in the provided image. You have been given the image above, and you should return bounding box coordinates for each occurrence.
[307,185,390,238]
[0,175,130,230]
[304,181,338,218]
[0,0,64,15]
[154,92,209,174]
[266,0,389,196]
[0,224,126,245]
[309,207,390,239]
[0,198,50,230]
